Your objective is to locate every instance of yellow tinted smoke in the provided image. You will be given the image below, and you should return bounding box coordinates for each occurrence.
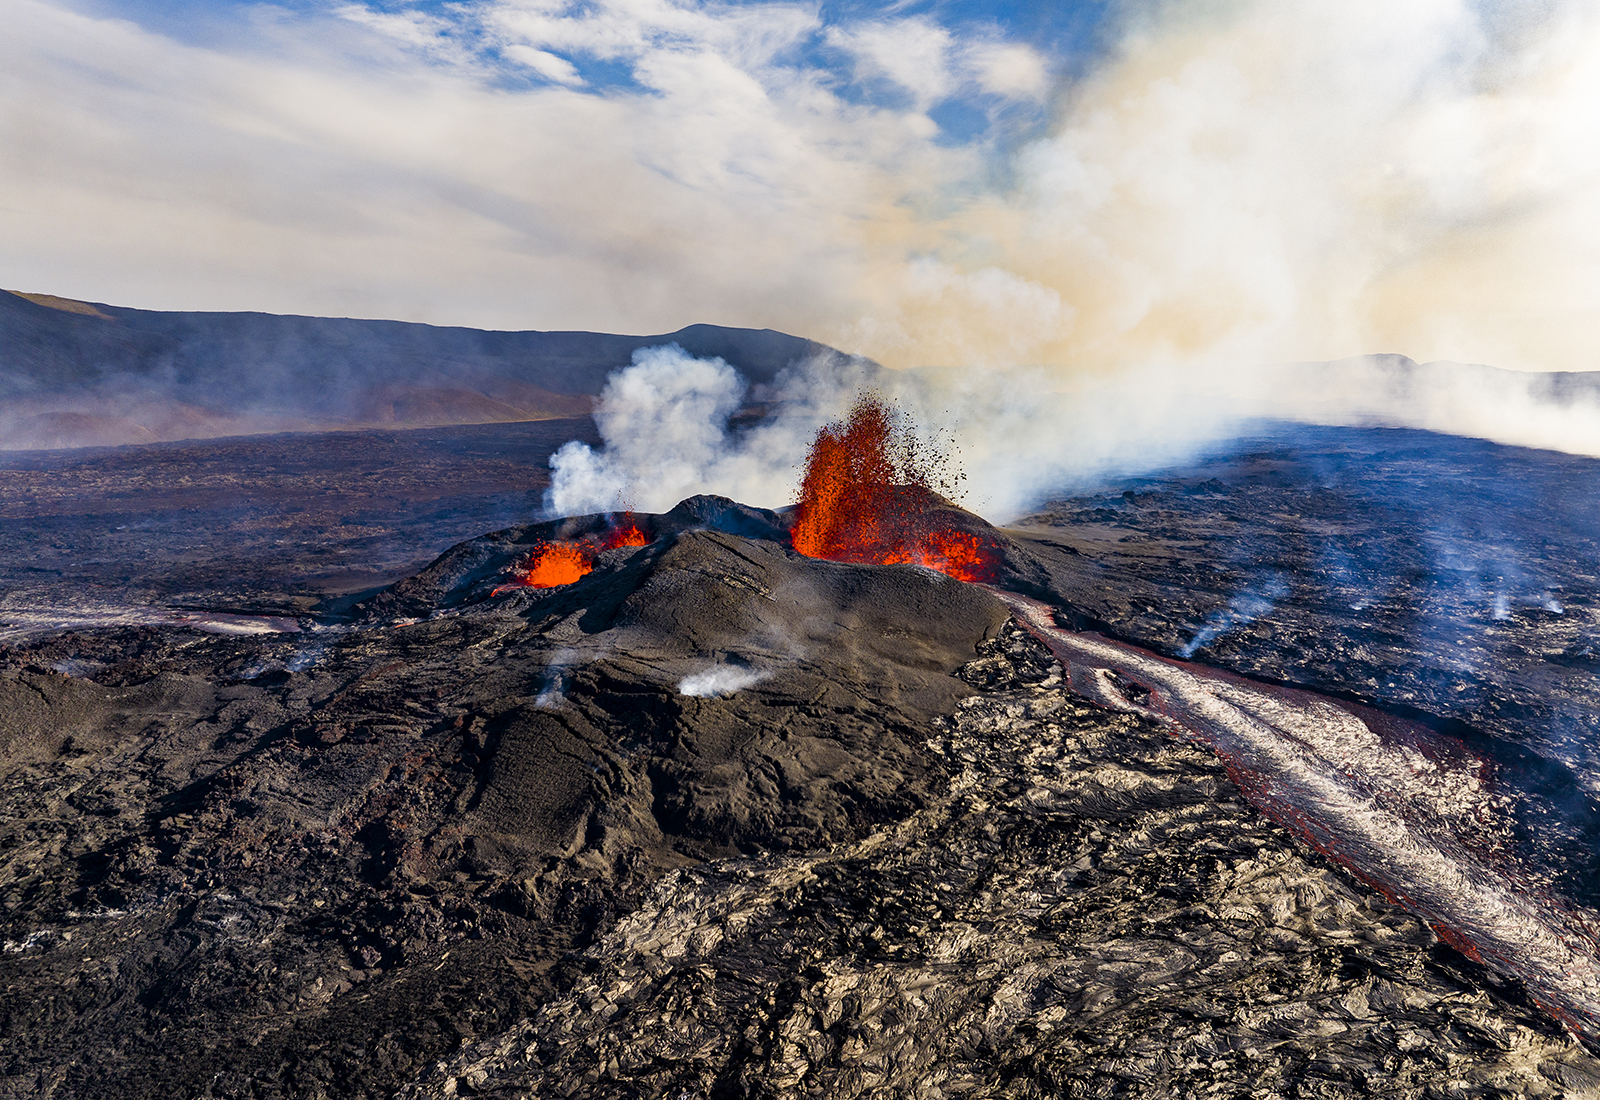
[839,0,1600,377]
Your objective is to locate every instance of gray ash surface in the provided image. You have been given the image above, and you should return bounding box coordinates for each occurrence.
[4,423,1600,1096]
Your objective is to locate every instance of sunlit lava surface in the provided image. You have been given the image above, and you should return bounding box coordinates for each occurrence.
[996,588,1600,1046]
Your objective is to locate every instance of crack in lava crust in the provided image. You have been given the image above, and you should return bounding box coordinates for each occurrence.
[993,588,1600,1045]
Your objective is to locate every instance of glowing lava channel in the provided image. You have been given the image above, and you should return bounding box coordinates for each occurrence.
[995,588,1600,1043]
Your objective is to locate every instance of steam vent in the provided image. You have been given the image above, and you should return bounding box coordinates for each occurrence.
[7,469,1600,1098]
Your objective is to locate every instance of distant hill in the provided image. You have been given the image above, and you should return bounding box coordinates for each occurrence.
[0,291,854,450]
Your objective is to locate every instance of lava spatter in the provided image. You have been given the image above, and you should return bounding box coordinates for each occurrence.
[493,514,652,593]
[790,395,999,583]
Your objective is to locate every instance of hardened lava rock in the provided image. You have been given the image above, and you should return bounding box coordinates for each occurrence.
[1000,425,1600,903]
[6,485,1600,1099]
[0,511,1004,1100]
[403,624,1600,1100]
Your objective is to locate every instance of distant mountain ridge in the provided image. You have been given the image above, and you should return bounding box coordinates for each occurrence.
[0,291,853,450]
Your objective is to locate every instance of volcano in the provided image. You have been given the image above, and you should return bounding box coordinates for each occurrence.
[6,444,1600,1097]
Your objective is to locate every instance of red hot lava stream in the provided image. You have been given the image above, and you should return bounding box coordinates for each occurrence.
[789,395,1000,582]
[992,588,1600,1043]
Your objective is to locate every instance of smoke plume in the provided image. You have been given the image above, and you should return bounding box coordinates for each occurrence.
[547,344,878,515]
[678,665,771,698]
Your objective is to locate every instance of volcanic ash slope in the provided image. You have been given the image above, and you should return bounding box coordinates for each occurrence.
[0,496,1596,1098]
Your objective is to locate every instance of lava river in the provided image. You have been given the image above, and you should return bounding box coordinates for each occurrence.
[993,588,1600,1044]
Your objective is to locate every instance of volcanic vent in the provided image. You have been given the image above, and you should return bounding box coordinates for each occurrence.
[491,512,649,594]
[789,394,1001,583]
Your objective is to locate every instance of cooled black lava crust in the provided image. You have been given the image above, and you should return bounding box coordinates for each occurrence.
[0,498,1007,1099]
[4,424,1600,1097]
[1002,424,1600,904]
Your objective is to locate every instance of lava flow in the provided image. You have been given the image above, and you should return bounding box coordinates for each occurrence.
[493,515,650,594]
[790,395,999,583]
[994,588,1600,1045]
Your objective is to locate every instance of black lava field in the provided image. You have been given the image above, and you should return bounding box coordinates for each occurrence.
[4,420,1600,1099]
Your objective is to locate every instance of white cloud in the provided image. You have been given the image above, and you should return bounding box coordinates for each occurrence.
[966,41,1049,100]
[6,0,1600,423]
[504,44,583,84]
[334,4,479,66]
[0,0,964,335]
[826,17,955,109]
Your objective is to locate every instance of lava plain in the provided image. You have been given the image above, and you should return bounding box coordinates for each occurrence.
[4,422,1600,1097]
[1003,423,1600,912]
[0,418,599,635]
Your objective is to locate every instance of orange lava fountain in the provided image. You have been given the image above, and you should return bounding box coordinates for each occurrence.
[518,542,593,587]
[790,395,999,583]
[493,513,651,594]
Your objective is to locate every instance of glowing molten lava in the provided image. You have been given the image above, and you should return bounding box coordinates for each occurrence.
[494,514,652,594]
[600,518,649,551]
[879,530,993,582]
[516,542,592,588]
[791,396,999,583]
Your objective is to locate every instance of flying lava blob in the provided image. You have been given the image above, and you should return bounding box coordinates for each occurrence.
[493,514,650,594]
[790,395,1000,583]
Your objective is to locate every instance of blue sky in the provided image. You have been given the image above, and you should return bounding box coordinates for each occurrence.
[69,0,1113,143]
[86,0,1112,58]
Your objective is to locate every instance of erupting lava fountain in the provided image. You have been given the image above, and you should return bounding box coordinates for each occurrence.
[789,395,1002,582]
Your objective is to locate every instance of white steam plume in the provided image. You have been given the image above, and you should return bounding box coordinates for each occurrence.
[545,344,876,516]
[541,342,1224,519]
[546,343,1600,525]
[546,345,745,515]
[677,665,771,698]
[850,0,1600,380]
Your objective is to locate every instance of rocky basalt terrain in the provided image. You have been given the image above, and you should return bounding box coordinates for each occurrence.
[0,498,1004,1098]
[404,624,1600,1099]
[4,480,1600,1097]
[1002,425,1600,903]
